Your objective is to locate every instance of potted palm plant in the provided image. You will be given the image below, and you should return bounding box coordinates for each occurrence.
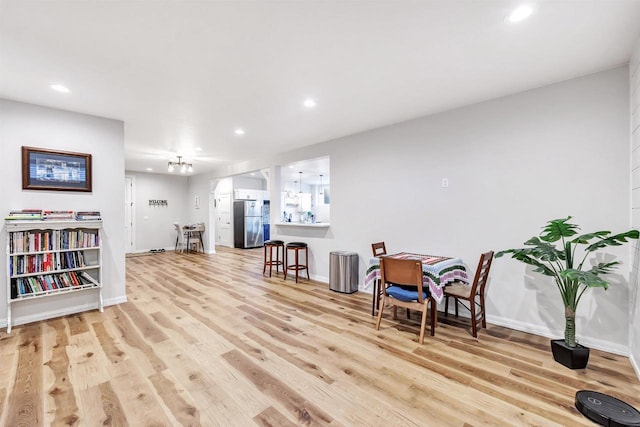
[495,216,638,369]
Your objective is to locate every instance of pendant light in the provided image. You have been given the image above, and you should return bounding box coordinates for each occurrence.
[319,174,324,195]
[298,172,303,193]
[168,155,193,173]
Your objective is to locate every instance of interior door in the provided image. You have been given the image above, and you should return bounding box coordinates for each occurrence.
[124,176,134,253]
[217,193,232,248]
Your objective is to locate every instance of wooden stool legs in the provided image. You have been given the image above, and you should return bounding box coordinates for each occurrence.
[284,245,309,283]
[263,242,284,277]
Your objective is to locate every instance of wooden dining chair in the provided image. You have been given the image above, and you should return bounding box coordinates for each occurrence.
[371,242,387,257]
[375,257,436,344]
[370,242,387,316]
[443,250,494,338]
[173,222,188,253]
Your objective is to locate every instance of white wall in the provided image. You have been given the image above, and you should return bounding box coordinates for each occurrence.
[0,99,126,327]
[630,37,640,377]
[190,66,632,355]
[234,176,267,191]
[124,171,189,252]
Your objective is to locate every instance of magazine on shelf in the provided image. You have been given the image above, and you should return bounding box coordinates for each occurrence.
[5,209,43,220]
[75,211,101,220]
[43,210,74,220]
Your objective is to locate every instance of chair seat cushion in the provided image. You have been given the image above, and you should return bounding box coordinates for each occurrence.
[287,242,307,248]
[265,240,285,245]
[387,285,428,302]
[444,282,472,298]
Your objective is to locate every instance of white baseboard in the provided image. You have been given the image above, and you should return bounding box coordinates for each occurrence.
[1,295,127,329]
[311,274,328,283]
[487,314,629,356]
[131,247,174,254]
[631,353,640,382]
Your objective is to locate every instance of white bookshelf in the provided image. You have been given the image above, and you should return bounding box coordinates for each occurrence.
[5,219,103,332]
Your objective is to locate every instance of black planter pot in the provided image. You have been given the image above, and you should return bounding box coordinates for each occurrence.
[551,339,590,369]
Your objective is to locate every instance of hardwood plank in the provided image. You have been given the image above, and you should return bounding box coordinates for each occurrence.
[5,324,43,427]
[65,313,90,336]
[66,331,111,397]
[119,302,170,344]
[98,381,129,426]
[253,406,298,427]
[43,319,80,426]
[148,371,201,427]
[244,330,334,385]
[0,387,6,424]
[222,349,335,426]
[149,311,198,345]
[107,304,167,373]
[105,359,174,426]
[91,321,126,365]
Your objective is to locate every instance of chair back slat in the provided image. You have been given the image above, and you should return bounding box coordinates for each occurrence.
[470,251,494,297]
[380,257,425,303]
[371,242,387,257]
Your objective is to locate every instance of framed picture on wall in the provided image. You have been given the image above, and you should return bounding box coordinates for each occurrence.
[22,146,92,192]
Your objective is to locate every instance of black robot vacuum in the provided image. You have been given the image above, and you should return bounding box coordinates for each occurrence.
[575,390,640,426]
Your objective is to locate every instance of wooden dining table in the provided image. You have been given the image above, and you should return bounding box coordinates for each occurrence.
[365,252,468,304]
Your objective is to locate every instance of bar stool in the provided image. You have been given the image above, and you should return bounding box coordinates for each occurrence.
[285,242,310,283]
[263,240,285,277]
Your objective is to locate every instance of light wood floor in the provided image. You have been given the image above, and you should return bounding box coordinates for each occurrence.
[1,246,639,426]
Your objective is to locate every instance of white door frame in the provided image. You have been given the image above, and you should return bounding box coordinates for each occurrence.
[207,183,217,254]
[125,175,136,253]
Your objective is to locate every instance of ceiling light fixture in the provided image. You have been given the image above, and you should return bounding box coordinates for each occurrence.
[319,174,324,195]
[298,171,303,193]
[507,5,533,23]
[49,83,70,93]
[303,98,316,108]
[234,128,245,135]
[168,155,193,173]
[146,167,153,171]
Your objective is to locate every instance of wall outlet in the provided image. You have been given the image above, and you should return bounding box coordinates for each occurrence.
[441,178,449,188]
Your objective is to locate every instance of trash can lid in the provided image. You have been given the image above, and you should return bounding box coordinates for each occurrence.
[330,251,358,256]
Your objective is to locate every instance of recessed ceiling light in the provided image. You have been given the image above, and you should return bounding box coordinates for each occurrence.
[303,98,316,108]
[507,5,533,23]
[195,147,203,152]
[234,128,245,135]
[49,83,70,93]
[146,167,153,171]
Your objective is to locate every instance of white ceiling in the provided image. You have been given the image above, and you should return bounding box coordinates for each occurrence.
[2,1,640,176]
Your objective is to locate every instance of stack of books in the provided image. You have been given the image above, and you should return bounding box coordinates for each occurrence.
[5,209,43,220]
[75,211,101,221]
[43,210,74,221]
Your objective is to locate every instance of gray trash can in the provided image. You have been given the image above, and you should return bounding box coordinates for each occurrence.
[329,251,359,293]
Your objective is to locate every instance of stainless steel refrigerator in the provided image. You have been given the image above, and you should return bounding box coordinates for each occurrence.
[233,200,264,248]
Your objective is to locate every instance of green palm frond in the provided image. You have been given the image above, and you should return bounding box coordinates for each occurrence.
[571,231,610,245]
[539,217,579,242]
[523,237,565,262]
[585,230,640,252]
[559,269,610,289]
[495,249,556,276]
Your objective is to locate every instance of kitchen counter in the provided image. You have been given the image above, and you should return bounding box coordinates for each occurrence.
[275,222,330,228]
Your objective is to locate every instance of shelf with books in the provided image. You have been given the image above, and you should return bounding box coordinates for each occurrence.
[4,219,104,333]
